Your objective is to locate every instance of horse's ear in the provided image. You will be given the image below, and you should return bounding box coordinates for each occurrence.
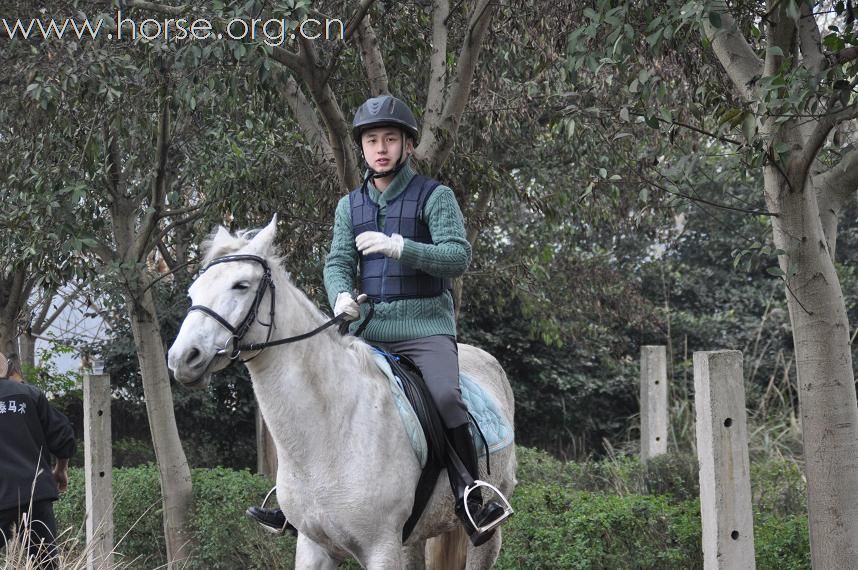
[212,226,231,246]
[249,215,278,254]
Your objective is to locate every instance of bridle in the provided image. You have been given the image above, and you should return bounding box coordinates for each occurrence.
[186,254,348,361]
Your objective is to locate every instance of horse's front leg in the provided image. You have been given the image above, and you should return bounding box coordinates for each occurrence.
[355,535,406,570]
[294,533,340,570]
[400,539,426,570]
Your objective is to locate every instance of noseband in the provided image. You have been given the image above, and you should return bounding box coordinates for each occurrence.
[186,254,350,361]
[187,254,276,360]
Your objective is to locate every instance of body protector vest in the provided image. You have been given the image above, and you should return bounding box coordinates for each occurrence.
[350,175,451,302]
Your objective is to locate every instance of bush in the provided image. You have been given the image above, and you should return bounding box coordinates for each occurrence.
[496,483,703,569]
[52,449,809,569]
[55,466,296,569]
[751,460,806,517]
[509,447,809,569]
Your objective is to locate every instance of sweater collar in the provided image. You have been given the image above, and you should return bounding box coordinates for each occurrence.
[367,162,416,205]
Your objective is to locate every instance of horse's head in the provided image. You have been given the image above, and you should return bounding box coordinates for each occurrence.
[168,216,280,388]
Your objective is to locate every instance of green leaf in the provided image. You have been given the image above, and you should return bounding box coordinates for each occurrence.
[823,33,846,51]
[766,266,785,277]
[766,46,784,58]
[742,112,756,142]
[646,28,663,47]
[708,12,722,29]
[619,107,630,122]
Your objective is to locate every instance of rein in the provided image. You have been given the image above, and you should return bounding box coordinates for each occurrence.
[187,254,350,361]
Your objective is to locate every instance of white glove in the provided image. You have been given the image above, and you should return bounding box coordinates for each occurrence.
[334,291,360,321]
[355,231,404,259]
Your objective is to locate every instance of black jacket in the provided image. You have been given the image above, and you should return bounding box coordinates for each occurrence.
[0,378,76,510]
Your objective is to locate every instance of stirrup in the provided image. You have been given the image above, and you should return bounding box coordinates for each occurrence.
[462,480,514,534]
[256,486,291,536]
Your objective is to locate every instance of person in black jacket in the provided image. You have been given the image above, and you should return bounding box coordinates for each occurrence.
[0,353,76,568]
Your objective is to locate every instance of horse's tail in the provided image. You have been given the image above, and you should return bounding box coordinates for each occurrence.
[425,528,468,570]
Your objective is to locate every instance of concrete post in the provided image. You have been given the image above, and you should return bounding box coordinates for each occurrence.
[640,345,668,462]
[84,370,113,570]
[693,350,755,570]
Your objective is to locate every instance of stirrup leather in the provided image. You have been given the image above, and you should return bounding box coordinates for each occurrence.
[462,480,514,534]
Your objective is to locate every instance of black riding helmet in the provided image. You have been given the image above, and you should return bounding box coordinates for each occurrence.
[353,95,419,181]
[352,95,419,143]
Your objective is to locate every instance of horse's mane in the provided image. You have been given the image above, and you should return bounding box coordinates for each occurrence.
[201,225,377,372]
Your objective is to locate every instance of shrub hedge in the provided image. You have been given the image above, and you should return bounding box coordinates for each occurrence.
[50,448,809,569]
[54,465,295,569]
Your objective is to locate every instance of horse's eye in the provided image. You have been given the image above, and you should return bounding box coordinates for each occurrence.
[232,282,250,290]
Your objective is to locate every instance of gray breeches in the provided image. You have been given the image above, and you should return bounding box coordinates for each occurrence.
[373,335,469,429]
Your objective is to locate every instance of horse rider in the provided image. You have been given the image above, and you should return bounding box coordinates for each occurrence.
[247,94,510,546]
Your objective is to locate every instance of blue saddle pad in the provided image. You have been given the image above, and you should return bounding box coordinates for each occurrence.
[371,351,514,468]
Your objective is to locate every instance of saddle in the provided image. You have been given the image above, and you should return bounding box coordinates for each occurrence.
[369,347,514,542]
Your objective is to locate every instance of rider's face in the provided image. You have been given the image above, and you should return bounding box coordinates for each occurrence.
[361,128,412,173]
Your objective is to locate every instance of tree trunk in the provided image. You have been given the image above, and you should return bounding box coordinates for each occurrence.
[18,333,35,370]
[126,286,194,566]
[0,318,16,358]
[764,166,858,567]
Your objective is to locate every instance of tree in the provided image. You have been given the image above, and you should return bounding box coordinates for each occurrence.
[567,0,858,565]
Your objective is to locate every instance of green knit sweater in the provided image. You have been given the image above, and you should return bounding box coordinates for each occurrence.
[323,163,472,342]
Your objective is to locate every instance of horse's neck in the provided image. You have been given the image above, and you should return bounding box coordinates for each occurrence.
[244,274,386,461]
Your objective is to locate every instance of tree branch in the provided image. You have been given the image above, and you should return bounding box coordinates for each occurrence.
[833,46,858,66]
[30,288,56,334]
[283,75,338,175]
[319,0,378,87]
[814,146,858,205]
[354,14,388,96]
[270,45,305,76]
[702,5,763,100]
[417,0,496,172]
[798,1,825,74]
[158,203,205,220]
[32,285,84,335]
[763,0,796,79]
[803,104,858,166]
[299,35,359,188]
[150,212,206,254]
[132,80,171,263]
[103,120,124,199]
[157,239,178,272]
[422,0,450,140]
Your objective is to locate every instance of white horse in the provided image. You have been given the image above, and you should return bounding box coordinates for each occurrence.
[167,217,517,569]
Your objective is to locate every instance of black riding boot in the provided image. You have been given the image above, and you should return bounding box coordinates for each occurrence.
[245,506,298,537]
[446,423,507,546]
